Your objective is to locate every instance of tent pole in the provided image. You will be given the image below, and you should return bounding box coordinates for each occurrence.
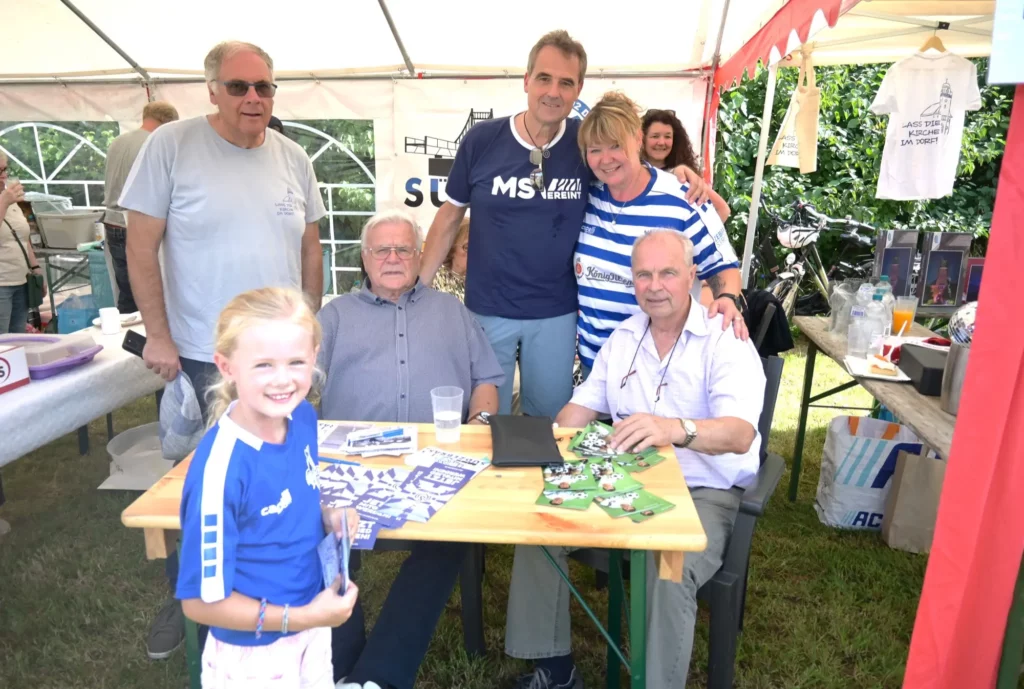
[377,0,416,75]
[700,0,733,174]
[57,0,152,85]
[740,62,778,289]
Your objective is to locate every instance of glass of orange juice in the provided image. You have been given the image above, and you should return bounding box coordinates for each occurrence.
[892,297,917,337]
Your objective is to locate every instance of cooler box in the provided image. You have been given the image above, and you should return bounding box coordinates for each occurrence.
[35,211,102,249]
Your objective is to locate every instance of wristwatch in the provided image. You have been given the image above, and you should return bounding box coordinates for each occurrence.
[675,419,697,449]
[715,292,743,310]
[469,411,492,425]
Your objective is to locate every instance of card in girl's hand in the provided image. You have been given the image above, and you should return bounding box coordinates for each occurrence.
[339,510,351,594]
[317,512,354,593]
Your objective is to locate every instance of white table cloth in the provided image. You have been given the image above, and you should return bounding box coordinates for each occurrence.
[0,325,164,467]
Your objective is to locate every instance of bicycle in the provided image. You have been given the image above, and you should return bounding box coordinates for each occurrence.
[753,201,878,320]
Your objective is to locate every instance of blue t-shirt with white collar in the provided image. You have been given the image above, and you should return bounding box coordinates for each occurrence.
[445,116,593,320]
[176,400,324,647]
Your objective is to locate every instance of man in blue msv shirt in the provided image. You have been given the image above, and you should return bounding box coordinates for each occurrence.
[419,29,710,423]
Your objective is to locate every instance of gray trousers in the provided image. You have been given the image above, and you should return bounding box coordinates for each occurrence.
[505,487,742,689]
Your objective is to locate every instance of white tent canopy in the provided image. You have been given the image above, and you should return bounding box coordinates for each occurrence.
[5,0,793,81]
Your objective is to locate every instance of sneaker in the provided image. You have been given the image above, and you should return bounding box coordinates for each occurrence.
[147,598,185,660]
[512,667,583,689]
[335,683,361,689]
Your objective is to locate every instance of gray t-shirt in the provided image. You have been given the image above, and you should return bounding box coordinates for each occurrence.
[119,116,327,361]
[317,283,506,423]
[103,128,150,212]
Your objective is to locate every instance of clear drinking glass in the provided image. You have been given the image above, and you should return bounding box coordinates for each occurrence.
[430,386,464,444]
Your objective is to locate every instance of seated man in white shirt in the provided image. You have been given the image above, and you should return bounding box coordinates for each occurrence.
[503,229,766,689]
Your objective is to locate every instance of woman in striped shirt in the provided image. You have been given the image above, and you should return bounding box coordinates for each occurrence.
[573,91,747,374]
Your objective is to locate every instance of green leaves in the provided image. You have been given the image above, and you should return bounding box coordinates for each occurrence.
[713,58,1011,260]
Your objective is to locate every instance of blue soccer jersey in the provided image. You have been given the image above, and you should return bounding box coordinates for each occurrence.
[176,400,324,646]
[445,116,593,320]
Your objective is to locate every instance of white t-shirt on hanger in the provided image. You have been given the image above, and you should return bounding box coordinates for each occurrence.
[870,52,981,200]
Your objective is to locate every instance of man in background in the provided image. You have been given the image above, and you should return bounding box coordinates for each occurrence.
[102,101,178,313]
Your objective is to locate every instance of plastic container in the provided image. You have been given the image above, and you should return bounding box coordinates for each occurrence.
[35,211,104,248]
[87,249,115,309]
[847,305,869,358]
[105,422,174,486]
[0,333,103,379]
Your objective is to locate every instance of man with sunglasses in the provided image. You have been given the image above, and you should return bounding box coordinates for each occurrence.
[317,209,503,689]
[504,230,765,689]
[119,40,327,661]
[419,30,711,424]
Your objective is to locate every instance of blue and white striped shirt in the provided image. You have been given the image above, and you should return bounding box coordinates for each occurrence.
[573,166,739,370]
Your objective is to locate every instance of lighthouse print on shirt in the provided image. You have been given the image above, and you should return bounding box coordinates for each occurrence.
[870,52,981,200]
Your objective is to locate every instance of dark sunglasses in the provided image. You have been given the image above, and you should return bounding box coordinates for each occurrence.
[218,80,278,98]
[647,108,676,117]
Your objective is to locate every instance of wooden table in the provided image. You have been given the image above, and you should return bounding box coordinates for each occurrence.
[123,423,707,689]
[789,316,957,501]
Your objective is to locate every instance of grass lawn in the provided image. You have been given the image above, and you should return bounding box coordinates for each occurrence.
[0,339,986,689]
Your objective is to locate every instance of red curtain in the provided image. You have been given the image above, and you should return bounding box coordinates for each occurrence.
[903,84,1024,689]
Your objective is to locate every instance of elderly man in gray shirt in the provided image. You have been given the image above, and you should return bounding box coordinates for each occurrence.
[318,208,503,689]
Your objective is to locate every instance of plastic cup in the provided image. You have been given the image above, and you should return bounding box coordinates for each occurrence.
[99,307,121,335]
[430,386,464,444]
[892,297,917,337]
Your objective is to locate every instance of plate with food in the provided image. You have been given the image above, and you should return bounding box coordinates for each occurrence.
[843,354,912,382]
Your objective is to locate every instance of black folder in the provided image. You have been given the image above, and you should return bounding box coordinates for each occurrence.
[488,415,564,468]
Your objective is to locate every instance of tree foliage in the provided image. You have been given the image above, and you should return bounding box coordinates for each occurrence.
[713,58,1012,267]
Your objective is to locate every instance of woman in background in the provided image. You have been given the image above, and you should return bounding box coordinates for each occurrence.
[431,216,469,301]
[641,109,731,222]
[0,154,44,334]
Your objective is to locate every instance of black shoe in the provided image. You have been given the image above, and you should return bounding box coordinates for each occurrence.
[147,598,185,660]
[511,667,583,689]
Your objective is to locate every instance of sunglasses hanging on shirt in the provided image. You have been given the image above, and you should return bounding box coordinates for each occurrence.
[524,113,551,190]
[616,319,682,419]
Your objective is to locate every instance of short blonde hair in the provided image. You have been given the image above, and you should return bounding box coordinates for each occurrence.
[142,101,179,125]
[206,287,322,426]
[204,41,274,83]
[444,217,471,268]
[527,30,587,85]
[578,91,643,161]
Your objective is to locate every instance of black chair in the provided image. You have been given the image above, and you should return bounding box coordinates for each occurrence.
[568,355,786,689]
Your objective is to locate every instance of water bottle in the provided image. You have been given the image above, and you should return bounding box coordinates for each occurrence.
[865,294,888,354]
[856,283,875,307]
[876,275,896,321]
[847,305,869,358]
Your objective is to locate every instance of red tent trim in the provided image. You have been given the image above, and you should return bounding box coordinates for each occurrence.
[713,0,851,92]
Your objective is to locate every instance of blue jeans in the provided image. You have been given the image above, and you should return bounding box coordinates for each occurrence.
[0,283,28,335]
[472,312,577,418]
[164,357,220,591]
[331,541,469,689]
[104,225,137,313]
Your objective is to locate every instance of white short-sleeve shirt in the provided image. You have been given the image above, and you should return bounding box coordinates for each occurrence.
[570,300,765,490]
[119,116,327,361]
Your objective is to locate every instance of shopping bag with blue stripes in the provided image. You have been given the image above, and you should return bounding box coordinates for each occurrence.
[814,416,922,530]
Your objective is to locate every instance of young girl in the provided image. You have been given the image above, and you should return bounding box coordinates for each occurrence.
[176,287,359,688]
